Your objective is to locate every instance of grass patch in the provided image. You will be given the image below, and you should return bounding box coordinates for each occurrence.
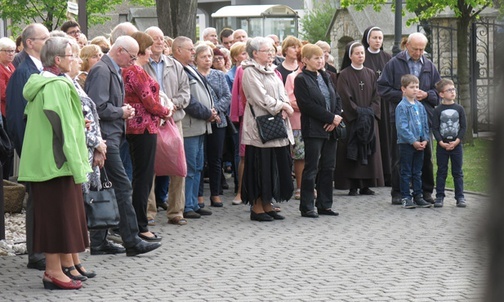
[433,138,490,194]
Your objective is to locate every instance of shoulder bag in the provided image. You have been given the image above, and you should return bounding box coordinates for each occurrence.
[249,104,287,143]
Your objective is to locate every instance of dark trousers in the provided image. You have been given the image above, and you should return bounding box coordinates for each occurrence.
[207,125,226,197]
[90,146,140,248]
[127,133,157,233]
[399,144,424,199]
[435,144,464,200]
[155,176,169,203]
[25,183,44,263]
[300,137,337,213]
[390,122,435,197]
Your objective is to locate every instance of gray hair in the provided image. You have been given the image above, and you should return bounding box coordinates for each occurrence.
[407,32,428,44]
[194,43,212,62]
[50,30,68,38]
[246,37,272,58]
[0,37,16,50]
[110,22,138,44]
[315,40,330,50]
[40,37,71,67]
[110,35,138,53]
[202,27,216,38]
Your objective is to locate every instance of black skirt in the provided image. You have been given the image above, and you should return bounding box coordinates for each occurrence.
[241,145,293,205]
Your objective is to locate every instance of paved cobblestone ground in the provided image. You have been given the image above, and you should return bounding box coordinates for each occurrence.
[0,183,489,301]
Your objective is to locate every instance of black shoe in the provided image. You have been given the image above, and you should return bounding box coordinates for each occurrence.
[222,182,229,190]
[301,210,319,218]
[27,258,46,270]
[126,240,161,257]
[198,202,205,209]
[62,266,87,281]
[266,211,285,220]
[359,188,375,195]
[402,198,416,209]
[317,208,339,216]
[156,202,168,211]
[434,197,444,208]
[348,188,358,196]
[183,211,201,219]
[210,198,224,207]
[139,232,162,242]
[423,192,435,204]
[90,240,126,255]
[250,210,274,221]
[196,208,212,216]
[75,263,96,278]
[391,196,402,205]
[456,198,467,208]
[414,195,433,208]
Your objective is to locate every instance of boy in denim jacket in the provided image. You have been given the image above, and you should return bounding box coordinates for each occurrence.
[395,75,433,209]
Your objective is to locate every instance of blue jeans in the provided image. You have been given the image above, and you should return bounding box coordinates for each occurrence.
[184,135,205,212]
[435,144,464,200]
[399,143,424,199]
[120,140,133,182]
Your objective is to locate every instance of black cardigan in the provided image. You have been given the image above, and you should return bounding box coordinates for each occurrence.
[294,68,342,139]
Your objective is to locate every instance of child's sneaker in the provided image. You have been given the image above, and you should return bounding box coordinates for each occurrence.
[402,198,416,209]
[456,198,467,208]
[434,197,444,208]
[414,195,433,208]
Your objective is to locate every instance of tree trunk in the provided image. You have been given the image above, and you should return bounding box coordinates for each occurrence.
[457,17,474,145]
[156,0,197,41]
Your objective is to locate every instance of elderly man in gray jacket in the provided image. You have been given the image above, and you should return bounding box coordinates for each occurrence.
[172,36,218,219]
[144,27,191,225]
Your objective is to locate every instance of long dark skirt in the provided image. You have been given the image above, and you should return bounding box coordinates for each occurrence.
[32,176,89,254]
[241,145,293,205]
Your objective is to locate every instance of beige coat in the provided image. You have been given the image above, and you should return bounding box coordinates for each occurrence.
[241,60,294,148]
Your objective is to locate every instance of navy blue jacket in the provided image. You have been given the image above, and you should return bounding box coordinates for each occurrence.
[6,56,39,155]
[377,50,441,126]
[294,68,342,139]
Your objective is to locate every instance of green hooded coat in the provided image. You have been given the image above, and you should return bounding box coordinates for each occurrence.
[19,72,91,184]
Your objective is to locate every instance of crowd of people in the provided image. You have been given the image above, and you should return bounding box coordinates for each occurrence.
[0,21,468,290]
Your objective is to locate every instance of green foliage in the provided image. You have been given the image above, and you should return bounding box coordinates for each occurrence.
[300,1,335,43]
[0,0,155,35]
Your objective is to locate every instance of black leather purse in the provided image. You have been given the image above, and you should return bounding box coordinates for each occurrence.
[249,104,288,143]
[84,168,120,230]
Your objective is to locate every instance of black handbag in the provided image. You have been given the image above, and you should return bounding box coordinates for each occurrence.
[0,124,13,164]
[84,168,120,230]
[336,121,347,140]
[249,104,288,143]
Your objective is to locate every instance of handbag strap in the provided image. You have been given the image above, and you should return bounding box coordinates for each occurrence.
[248,104,257,119]
[101,167,112,188]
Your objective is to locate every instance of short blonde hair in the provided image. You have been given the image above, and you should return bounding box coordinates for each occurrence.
[301,44,323,60]
[229,41,246,64]
[281,35,302,57]
[80,44,102,71]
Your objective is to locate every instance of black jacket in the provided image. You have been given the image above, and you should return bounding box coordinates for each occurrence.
[294,68,342,139]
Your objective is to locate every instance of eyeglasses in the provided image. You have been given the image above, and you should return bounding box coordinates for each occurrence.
[258,48,275,54]
[0,49,15,54]
[443,88,456,93]
[67,30,81,36]
[181,47,195,52]
[122,48,137,61]
[213,56,224,62]
[29,36,49,41]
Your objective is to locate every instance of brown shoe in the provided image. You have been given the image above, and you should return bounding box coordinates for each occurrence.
[168,217,188,225]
